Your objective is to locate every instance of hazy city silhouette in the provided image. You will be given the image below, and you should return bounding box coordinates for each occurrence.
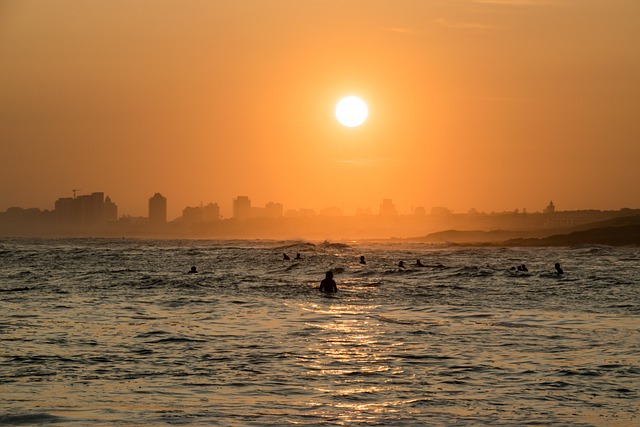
[1,191,639,241]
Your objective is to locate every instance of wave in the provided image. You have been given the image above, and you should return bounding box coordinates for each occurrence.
[0,413,66,426]
[318,240,351,249]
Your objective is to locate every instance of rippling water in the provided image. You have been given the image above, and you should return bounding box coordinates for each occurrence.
[1,238,638,426]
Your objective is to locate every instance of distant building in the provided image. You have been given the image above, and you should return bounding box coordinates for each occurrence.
[431,206,452,217]
[203,203,220,222]
[264,202,284,218]
[413,206,426,217]
[182,206,204,224]
[54,197,75,224]
[182,203,220,224]
[149,193,167,223]
[233,196,252,220]
[104,196,118,221]
[544,201,556,214]
[54,192,107,225]
[379,199,397,217]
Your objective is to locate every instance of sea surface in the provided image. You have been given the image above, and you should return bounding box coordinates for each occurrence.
[0,238,638,426]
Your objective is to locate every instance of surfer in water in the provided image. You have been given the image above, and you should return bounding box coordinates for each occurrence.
[359,256,366,265]
[555,263,564,274]
[398,261,406,269]
[416,259,425,267]
[188,266,197,274]
[283,253,290,260]
[295,253,302,260]
[319,271,337,293]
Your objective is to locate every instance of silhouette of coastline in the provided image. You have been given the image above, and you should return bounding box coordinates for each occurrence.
[501,224,640,247]
[412,216,640,246]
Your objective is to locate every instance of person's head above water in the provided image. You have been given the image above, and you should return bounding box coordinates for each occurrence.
[189,266,197,273]
[359,255,366,264]
[325,271,333,279]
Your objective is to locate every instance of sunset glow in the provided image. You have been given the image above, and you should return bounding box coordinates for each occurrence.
[0,1,638,222]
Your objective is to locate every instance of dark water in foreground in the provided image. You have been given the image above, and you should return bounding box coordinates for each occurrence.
[1,238,638,426]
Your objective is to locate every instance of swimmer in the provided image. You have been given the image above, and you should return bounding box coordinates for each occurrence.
[295,253,302,260]
[398,261,405,269]
[555,263,563,274]
[319,271,337,293]
[188,266,197,274]
[283,253,290,260]
[359,256,366,265]
[416,259,424,267]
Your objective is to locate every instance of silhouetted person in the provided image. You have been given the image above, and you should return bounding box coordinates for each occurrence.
[555,263,563,274]
[359,256,366,265]
[416,259,424,267]
[283,253,290,260]
[517,264,528,272]
[398,261,405,269]
[319,271,337,293]
[188,266,197,274]
[295,253,302,260]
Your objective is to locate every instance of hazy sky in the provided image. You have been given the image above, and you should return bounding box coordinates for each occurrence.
[1,0,639,219]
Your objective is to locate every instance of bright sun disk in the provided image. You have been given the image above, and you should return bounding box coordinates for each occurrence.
[335,96,368,127]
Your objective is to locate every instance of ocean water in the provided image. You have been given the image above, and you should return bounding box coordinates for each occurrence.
[0,238,638,426]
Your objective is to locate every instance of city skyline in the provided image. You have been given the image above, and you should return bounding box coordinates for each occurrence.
[3,186,638,241]
[1,1,639,222]
[1,187,611,223]
[6,185,640,222]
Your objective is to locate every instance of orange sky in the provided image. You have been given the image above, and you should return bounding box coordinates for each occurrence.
[1,0,639,220]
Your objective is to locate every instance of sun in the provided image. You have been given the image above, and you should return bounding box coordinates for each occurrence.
[335,96,368,127]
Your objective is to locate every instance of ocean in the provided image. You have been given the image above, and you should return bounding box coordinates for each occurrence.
[1,238,638,426]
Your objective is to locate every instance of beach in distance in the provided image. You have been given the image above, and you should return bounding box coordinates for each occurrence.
[1,237,638,426]
[412,215,640,246]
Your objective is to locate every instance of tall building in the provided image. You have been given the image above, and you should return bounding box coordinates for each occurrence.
[54,197,75,224]
[104,196,118,221]
[233,196,251,220]
[203,203,220,222]
[149,193,167,223]
[379,199,397,217]
[54,192,106,225]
